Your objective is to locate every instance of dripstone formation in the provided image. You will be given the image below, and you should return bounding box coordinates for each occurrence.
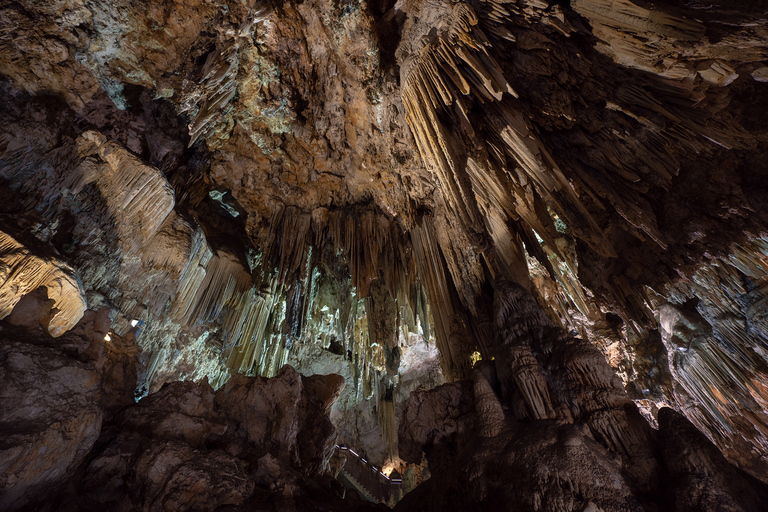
[1,0,768,510]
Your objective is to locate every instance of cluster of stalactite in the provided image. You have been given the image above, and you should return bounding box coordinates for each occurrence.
[0,116,452,463]
[0,230,87,337]
[391,0,757,363]
[397,0,609,311]
[180,2,271,147]
[570,0,749,84]
[391,0,768,481]
[518,232,768,479]
[395,281,768,511]
[2,0,768,494]
[0,127,431,397]
[649,235,768,478]
[396,0,755,317]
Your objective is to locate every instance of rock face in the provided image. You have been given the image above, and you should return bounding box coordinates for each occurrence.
[0,339,102,511]
[64,366,356,512]
[396,282,768,511]
[658,407,768,512]
[0,316,373,512]
[0,306,119,511]
[2,0,768,509]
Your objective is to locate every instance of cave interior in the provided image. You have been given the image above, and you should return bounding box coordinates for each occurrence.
[2,0,768,510]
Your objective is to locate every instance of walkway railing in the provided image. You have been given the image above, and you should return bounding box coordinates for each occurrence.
[335,445,403,503]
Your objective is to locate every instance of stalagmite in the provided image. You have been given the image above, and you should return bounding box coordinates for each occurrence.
[473,370,504,437]
[2,0,768,508]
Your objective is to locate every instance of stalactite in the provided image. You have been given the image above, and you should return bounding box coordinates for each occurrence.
[170,228,214,324]
[182,250,253,328]
[181,1,271,147]
[656,245,768,480]
[571,0,706,76]
[72,131,175,250]
[0,230,87,336]
[397,0,617,274]
[140,213,197,278]
[411,219,462,377]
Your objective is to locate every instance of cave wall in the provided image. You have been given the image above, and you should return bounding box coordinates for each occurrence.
[1,0,768,508]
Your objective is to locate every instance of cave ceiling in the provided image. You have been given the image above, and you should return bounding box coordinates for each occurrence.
[2,0,768,503]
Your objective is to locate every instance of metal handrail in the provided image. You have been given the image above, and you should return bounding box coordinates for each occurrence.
[335,445,402,503]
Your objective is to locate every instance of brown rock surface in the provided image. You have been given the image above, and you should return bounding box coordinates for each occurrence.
[396,283,768,511]
[0,332,102,511]
[2,0,768,508]
[56,364,367,511]
[658,407,768,512]
[398,380,476,464]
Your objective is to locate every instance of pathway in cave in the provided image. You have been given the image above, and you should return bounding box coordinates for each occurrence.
[335,445,404,504]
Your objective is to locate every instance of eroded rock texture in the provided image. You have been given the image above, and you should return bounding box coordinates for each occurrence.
[2,0,768,508]
[60,366,366,512]
[0,306,130,511]
[0,315,378,511]
[396,282,768,511]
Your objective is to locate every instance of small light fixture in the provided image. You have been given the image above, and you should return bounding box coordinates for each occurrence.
[104,333,111,342]
[131,319,139,327]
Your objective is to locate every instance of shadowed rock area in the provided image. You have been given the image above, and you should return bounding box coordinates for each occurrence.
[2,0,768,510]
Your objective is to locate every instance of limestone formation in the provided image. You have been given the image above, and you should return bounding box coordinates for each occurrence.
[473,370,504,438]
[395,283,768,511]
[2,0,768,509]
[0,231,87,336]
[54,361,363,511]
[0,338,102,511]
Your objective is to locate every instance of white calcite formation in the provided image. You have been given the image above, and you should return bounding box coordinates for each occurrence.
[2,0,768,509]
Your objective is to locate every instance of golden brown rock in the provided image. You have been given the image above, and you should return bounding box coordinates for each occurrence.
[2,0,768,508]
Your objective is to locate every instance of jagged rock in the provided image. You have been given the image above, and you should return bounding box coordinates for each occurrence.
[56,364,371,511]
[5,287,56,330]
[118,379,227,448]
[100,327,140,415]
[0,303,141,512]
[133,441,255,512]
[298,373,346,475]
[396,395,647,512]
[2,0,768,509]
[658,407,768,512]
[397,381,475,464]
[0,339,102,511]
[215,365,305,461]
[395,284,768,510]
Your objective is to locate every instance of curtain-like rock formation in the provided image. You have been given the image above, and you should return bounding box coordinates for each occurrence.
[396,282,768,511]
[0,231,87,336]
[2,0,768,508]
